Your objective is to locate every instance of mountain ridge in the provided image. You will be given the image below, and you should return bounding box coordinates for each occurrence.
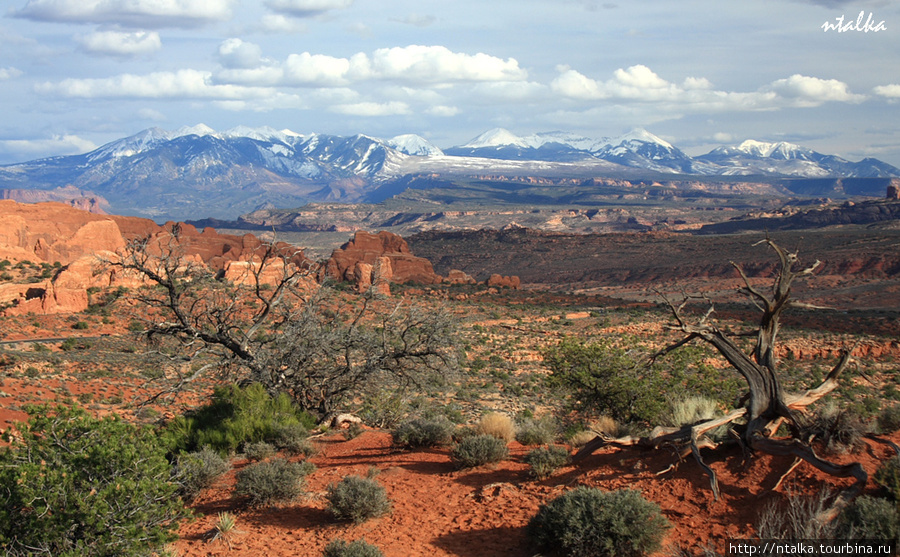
[1,124,897,221]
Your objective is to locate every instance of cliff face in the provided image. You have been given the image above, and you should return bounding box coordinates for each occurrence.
[0,201,310,315]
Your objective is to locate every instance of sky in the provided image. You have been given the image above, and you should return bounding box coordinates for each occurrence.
[1,0,899,166]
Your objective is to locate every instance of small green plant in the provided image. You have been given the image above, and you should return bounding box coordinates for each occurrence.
[72,321,89,330]
[527,487,670,557]
[208,511,239,548]
[475,412,515,443]
[323,538,384,557]
[450,434,509,469]
[664,396,719,427]
[391,416,454,448]
[326,475,391,523]
[273,422,315,456]
[525,445,570,479]
[516,416,558,446]
[343,422,365,440]
[877,404,900,434]
[244,441,276,461]
[174,446,232,503]
[234,457,310,507]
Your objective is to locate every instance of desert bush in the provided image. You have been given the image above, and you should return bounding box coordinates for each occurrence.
[525,445,570,479]
[475,412,515,443]
[516,416,557,446]
[326,475,391,523]
[799,402,868,454]
[391,416,454,448]
[174,446,232,503]
[450,434,509,469]
[527,487,670,557]
[878,404,900,434]
[234,457,310,507]
[0,404,187,557]
[835,495,900,542]
[272,422,316,457]
[343,422,365,440]
[163,383,316,455]
[664,396,719,428]
[874,455,900,502]
[244,440,276,461]
[755,489,836,539]
[323,538,384,557]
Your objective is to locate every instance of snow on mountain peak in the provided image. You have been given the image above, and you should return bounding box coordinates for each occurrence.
[736,139,804,158]
[171,123,217,139]
[462,128,530,149]
[611,128,674,149]
[387,134,443,156]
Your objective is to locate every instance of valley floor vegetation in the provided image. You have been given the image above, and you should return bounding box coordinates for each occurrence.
[0,235,898,555]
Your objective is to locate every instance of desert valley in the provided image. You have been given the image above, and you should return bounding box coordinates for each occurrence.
[0,149,899,556]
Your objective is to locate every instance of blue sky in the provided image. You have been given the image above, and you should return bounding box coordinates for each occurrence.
[1,0,899,166]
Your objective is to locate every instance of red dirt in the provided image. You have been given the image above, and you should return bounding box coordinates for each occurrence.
[174,429,900,557]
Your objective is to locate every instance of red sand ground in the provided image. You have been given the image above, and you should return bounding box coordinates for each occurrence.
[174,429,900,557]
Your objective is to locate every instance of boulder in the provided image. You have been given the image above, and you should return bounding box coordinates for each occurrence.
[445,269,476,285]
[486,274,521,289]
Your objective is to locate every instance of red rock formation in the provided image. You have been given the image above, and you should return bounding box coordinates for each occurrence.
[324,231,442,288]
[888,181,900,200]
[486,274,521,289]
[445,269,476,285]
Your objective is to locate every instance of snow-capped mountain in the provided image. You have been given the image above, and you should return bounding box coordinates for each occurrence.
[1,124,896,221]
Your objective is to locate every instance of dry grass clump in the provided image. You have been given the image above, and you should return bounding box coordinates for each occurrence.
[475,412,515,443]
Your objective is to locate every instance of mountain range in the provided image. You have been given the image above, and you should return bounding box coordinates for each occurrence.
[1,124,897,221]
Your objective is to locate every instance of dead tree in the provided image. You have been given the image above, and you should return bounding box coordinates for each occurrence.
[574,238,867,520]
[105,227,458,421]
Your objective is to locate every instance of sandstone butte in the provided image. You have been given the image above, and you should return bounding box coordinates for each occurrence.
[0,201,518,315]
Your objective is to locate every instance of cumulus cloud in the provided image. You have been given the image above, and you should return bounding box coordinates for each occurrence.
[264,0,353,17]
[36,69,266,99]
[77,30,161,56]
[765,74,865,105]
[0,67,24,80]
[217,38,264,69]
[873,84,900,98]
[426,105,460,117]
[256,14,308,33]
[551,65,864,111]
[0,134,97,160]
[11,0,234,28]
[211,45,527,88]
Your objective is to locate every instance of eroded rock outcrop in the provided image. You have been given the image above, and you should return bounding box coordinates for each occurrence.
[323,231,442,293]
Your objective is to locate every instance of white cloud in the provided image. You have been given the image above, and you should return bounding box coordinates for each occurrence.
[426,105,459,117]
[329,101,410,116]
[264,0,353,17]
[77,30,161,56]
[283,52,351,86]
[0,134,97,160]
[137,108,167,121]
[0,67,24,80]
[36,69,267,100]
[217,38,264,69]
[390,14,436,27]
[352,46,527,83]
[873,84,900,98]
[551,65,864,111]
[257,14,308,33]
[765,74,865,105]
[12,0,235,28]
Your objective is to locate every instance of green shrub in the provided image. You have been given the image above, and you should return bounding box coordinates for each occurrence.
[755,489,836,540]
[875,456,900,502]
[835,495,900,542]
[527,487,670,557]
[244,440,276,461]
[234,458,310,507]
[516,416,557,446]
[323,538,384,557]
[163,383,316,455]
[475,412,516,443]
[174,446,231,503]
[450,434,509,469]
[391,416,454,448]
[799,402,868,454]
[326,475,391,523]
[273,422,315,456]
[878,405,900,434]
[0,405,187,557]
[72,321,89,330]
[664,396,719,428]
[525,445,570,479]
